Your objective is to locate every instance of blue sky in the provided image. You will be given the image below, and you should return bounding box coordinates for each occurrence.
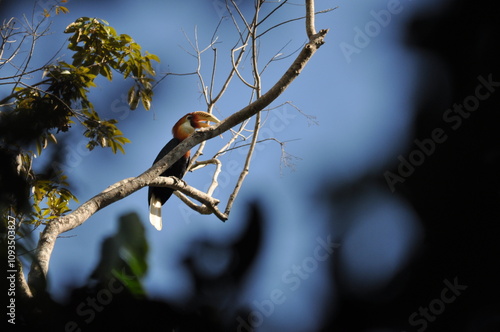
[3,0,445,330]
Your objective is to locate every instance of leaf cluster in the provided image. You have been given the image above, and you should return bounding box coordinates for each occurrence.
[1,10,159,228]
[31,171,78,226]
[65,17,159,110]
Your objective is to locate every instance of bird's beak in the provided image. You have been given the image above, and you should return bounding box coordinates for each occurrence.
[192,111,220,128]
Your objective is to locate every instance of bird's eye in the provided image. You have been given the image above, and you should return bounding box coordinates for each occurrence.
[186,115,192,120]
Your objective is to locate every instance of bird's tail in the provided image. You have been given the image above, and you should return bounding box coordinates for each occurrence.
[149,194,163,231]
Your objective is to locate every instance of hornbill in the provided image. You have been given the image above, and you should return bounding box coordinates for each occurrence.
[148,111,220,230]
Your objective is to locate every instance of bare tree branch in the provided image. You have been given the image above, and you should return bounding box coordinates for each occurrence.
[16,257,33,300]
[174,191,213,215]
[190,158,222,197]
[225,1,264,215]
[27,0,329,297]
[225,111,261,215]
[305,0,316,39]
[150,176,226,220]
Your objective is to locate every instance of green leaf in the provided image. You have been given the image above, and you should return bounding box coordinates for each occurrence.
[108,139,117,153]
[115,136,131,144]
[36,139,42,157]
[127,86,136,106]
[120,34,133,43]
[99,64,113,80]
[140,92,151,111]
[145,52,160,63]
[129,91,139,110]
[48,133,57,144]
[116,144,125,154]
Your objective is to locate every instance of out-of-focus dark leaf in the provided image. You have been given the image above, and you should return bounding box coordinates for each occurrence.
[91,212,148,296]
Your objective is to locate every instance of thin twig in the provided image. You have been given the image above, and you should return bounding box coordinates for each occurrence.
[215,137,300,156]
[257,0,290,27]
[260,39,293,76]
[191,158,222,197]
[215,118,252,157]
[225,2,263,215]
[231,46,255,88]
[230,0,251,32]
[225,112,260,216]
[257,8,336,38]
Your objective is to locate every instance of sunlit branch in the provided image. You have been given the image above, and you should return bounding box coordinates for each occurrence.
[27,0,329,297]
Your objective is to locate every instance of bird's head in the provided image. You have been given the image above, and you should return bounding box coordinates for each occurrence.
[172,111,220,140]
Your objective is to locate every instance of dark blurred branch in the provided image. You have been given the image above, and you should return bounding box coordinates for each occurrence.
[16,257,33,299]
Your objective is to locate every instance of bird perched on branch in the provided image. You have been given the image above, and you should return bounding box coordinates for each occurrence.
[148,111,220,230]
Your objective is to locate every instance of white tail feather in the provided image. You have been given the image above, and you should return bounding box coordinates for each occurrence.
[149,195,163,231]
